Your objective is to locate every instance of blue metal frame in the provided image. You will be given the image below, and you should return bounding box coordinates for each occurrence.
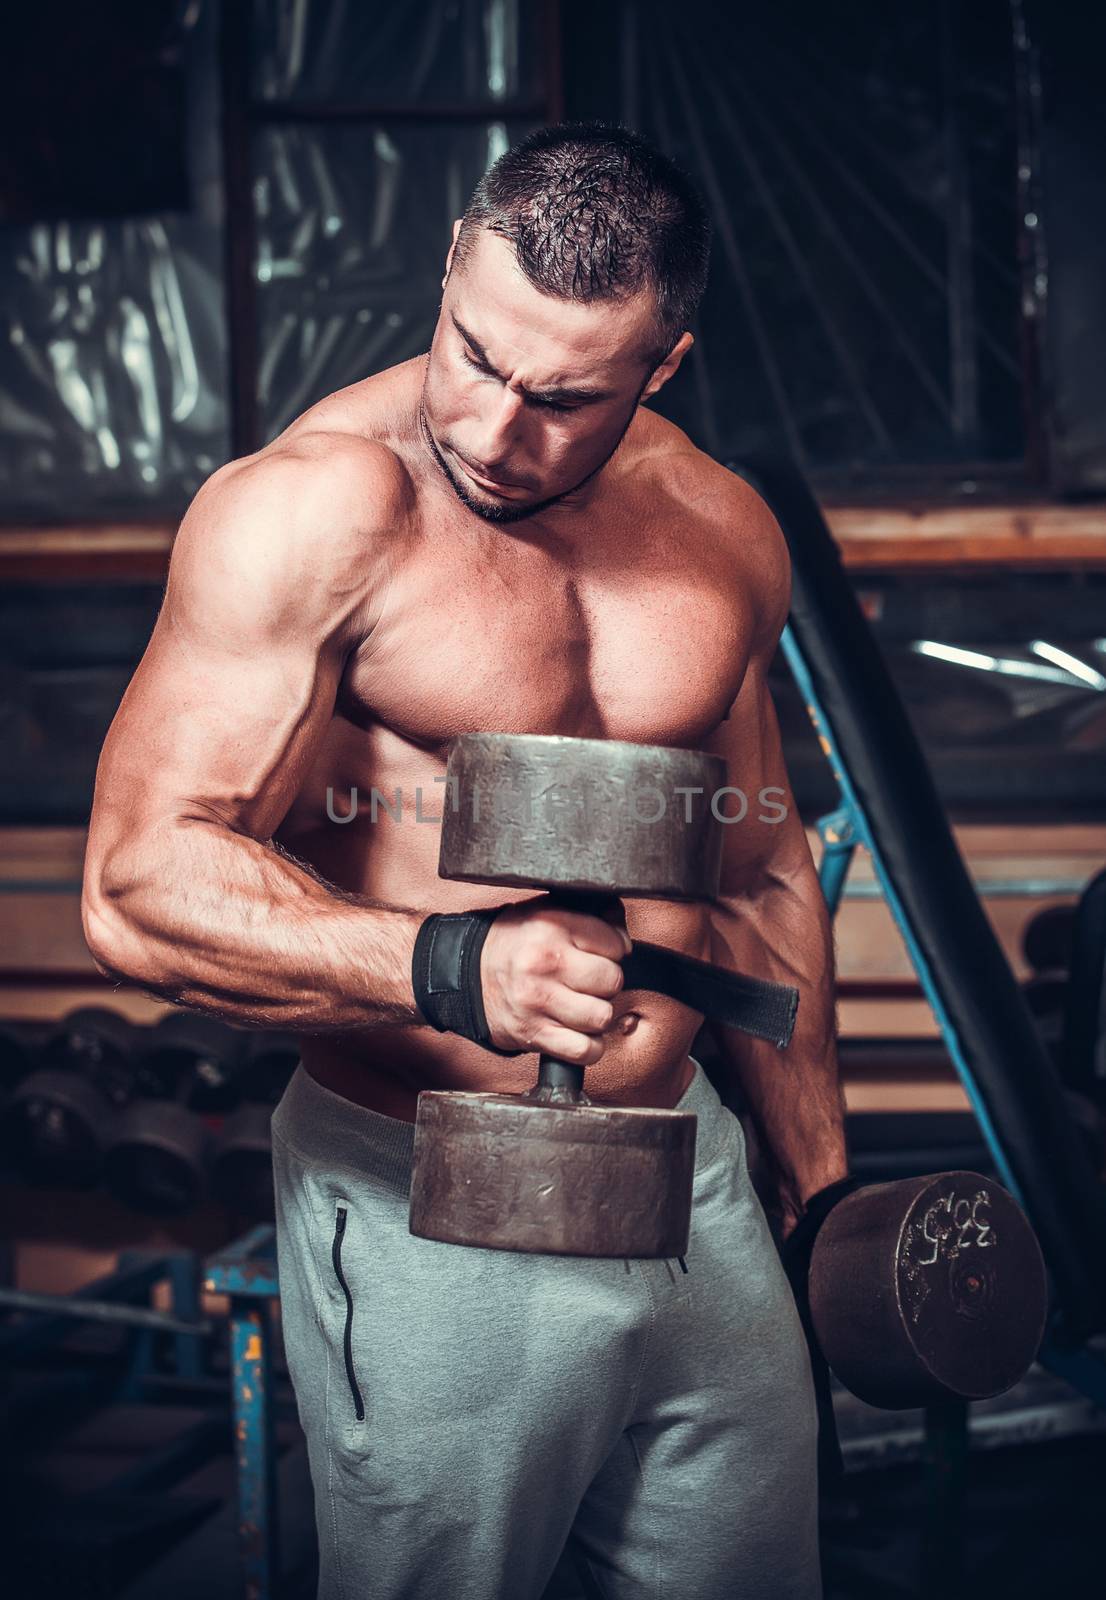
[0,1232,286,1597]
[0,1249,206,1361]
[0,1248,218,1479]
[205,1224,281,1600]
[781,622,1106,1408]
[781,624,1020,1200]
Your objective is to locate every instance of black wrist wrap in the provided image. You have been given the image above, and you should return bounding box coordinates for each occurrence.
[411,910,523,1057]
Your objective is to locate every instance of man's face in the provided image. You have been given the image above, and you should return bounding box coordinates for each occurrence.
[419,226,679,524]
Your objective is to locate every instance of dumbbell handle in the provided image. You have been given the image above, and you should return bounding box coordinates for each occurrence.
[526,1055,590,1104]
[523,894,800,1106]
[522,890,608,1106]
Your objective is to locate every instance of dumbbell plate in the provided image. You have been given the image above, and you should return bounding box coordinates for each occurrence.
[104,1101,212,1217]
[438,733,726,899]
[210,1102,277,1219]
[410,1090,697,1257]
[0,1068,112,1188]
[809,1171,1048,1409]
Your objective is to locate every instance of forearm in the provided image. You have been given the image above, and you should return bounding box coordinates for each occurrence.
[709,863,847,1217]
[82,818,422,1032]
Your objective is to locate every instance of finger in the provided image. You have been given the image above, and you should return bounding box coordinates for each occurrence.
[557,948,625,1000]
[558,911,633,960]
[526,1022,607,1066]
[543,982,615,1037]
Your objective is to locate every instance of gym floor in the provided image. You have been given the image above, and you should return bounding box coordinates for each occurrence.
[4,1388,1103,1600]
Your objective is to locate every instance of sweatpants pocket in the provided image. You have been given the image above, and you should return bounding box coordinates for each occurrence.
[332,1205,366,1422]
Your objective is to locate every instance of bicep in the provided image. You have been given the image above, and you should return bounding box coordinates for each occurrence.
[91,463,366,851]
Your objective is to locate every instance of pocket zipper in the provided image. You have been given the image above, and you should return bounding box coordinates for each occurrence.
[332,1206,366,1421]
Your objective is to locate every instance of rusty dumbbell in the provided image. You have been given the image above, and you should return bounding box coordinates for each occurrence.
[408,732,798,1259]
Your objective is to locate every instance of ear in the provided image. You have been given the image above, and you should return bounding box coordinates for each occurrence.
[640,332,694,401]
[442,218,464,290]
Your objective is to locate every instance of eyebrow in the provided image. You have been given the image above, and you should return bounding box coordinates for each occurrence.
[451,313,614,406]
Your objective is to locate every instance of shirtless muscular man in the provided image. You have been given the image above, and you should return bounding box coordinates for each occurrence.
[83,123,846,1599]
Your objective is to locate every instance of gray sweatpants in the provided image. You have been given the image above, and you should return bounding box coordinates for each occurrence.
[271,1059,821,1600]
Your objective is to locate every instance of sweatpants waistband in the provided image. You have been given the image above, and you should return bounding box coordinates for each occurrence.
[271,1054,734,1197]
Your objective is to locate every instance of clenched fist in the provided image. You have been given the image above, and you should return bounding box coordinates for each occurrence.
[479,896,632,1062]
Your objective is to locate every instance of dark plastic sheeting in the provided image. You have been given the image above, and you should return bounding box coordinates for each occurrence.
[0,0,538,513]
[1,217,228,516]
[252,0,542,107]
[254,119,532,441]
[0,0,226,517]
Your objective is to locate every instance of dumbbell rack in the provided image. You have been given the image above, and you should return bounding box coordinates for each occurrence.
[0,1245,218,1590]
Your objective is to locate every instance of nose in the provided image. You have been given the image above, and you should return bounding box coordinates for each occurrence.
[469,386,526,471]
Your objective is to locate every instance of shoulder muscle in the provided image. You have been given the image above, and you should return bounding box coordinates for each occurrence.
[166,436,412,652]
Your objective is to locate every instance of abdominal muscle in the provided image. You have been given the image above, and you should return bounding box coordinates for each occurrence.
[301,993,702,1121]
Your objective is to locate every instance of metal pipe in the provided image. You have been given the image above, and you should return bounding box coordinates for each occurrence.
[0,1285,212,1337]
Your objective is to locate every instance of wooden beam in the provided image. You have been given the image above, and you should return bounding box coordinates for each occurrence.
[826,502,1106,570]
[0,522,174,582]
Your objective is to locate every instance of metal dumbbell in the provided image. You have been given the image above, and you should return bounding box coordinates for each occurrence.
[210,1031,300,1219]
[409,732,798,1259]
[103,1012,242,1216]
[0,1007,137,1188]
[807,1171,1049,1408]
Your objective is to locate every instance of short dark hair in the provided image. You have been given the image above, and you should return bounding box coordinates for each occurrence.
[452,121,712,366]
